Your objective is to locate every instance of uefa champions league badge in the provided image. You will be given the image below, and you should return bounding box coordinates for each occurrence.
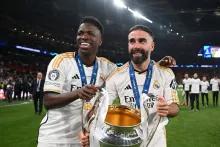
[84,102,93,110]
[48,69,60,81]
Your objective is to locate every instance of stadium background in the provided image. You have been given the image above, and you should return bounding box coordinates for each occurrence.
[0,0,220,146]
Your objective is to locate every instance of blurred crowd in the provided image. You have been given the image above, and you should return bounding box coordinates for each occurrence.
[0,53,49,103]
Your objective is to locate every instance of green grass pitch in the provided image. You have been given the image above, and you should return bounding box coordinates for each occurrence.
[0,90,220,147]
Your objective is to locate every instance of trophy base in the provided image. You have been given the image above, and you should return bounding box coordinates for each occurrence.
[99,140,142,147]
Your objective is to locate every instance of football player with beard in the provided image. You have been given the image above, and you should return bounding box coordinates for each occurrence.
[79,25,179,147]
[37,16,176,147]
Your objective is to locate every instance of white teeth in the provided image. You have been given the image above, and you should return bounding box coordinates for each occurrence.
[81,43,90,45]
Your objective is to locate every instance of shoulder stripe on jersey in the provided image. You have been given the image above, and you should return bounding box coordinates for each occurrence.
[97,57,115,65]
[55,54,73,68]
[44,88,61,93]
[155,64,174,76]
[52,52,75,68]
[106,62,129,80]
[52,52,75,67]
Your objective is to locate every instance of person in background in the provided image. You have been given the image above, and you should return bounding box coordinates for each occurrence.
[0,81,4,91]
[182,73,191,106]
[6,77,14,103]
[200,76,209,107]
[22,78,29,100]
[13,78,22,100]
[31,72,45,115]
[181,90,186,106]
[190,73,201,111]
[210,75,219,107]
[20,78,24,100]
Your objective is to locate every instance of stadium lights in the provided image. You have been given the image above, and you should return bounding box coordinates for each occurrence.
[134,11,153,23]
[128,7,134,13]
[114,0,153,23]
[113,0,127,9]
[133,11,142,18]
[128,8,153,23]
[176,33,179,35]
[140,15,153,23]
[16,45,40,53]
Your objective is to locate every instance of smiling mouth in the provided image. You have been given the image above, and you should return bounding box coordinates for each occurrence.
[79,42,91,49]
[133,52,142,57]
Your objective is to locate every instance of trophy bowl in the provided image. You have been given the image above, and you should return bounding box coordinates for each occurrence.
[99,104,143,147]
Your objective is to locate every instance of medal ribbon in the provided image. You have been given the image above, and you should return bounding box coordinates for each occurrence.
[75,53,98,102]
[129,60,153,109]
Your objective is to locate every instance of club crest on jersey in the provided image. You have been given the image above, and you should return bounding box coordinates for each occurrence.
[48,69,60,81]
[153,80,160,90]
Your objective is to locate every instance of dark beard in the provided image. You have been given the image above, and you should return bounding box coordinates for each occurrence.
[129,48,149,64]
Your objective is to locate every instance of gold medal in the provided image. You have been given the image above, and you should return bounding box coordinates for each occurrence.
[83,102,93,110]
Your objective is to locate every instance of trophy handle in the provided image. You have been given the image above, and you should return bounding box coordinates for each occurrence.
[84,91,104,132]
[82,78,106,132]
[81,99,86,133]
[145,116,161,147]
[143,94,161,147]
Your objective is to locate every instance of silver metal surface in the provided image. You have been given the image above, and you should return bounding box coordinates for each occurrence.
[99,105,143,147]
[82,77,106,133]
[144,93,161,147]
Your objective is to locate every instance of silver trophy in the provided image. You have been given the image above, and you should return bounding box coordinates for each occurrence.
[83,86,161,147]
[99,94,161,147]
[99,105,143,147]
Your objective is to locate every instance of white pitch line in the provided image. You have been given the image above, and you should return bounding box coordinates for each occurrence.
[0,102,32,108]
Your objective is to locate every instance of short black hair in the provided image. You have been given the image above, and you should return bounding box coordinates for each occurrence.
[129,25,154,40]
[79,16,104,36]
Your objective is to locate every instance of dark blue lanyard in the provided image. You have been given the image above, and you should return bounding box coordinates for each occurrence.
[129,60,153,109]
[75,53,98,101]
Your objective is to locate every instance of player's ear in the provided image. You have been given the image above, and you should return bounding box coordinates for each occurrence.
[151,41,155,51]
[99,39,103,46]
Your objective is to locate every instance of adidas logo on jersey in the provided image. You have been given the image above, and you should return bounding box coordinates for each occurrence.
[124,85,132,90]
[72,74,80,79]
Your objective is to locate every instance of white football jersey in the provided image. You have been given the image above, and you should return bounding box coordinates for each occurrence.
[38,52,117,144]
[200,81,209,93]
[190,78,201,94]
[106,62,179,130]
[210,78,219,91]
[182,78,191,91]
